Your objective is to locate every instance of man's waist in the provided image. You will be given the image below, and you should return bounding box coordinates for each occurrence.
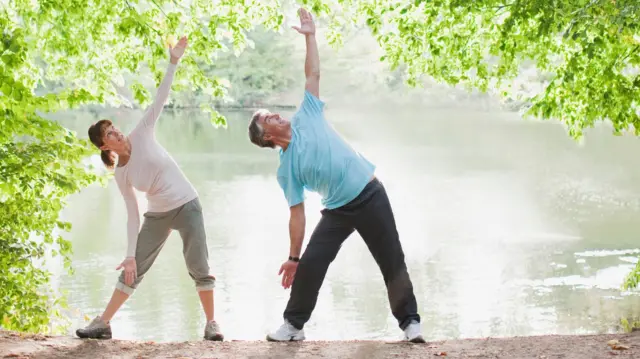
[321,174,378,209]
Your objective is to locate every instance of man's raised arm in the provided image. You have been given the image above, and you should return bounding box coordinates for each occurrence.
[292,8,319,98]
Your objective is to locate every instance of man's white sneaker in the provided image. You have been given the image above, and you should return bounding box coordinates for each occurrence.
[404,320,426,343]
[266,321,306,342]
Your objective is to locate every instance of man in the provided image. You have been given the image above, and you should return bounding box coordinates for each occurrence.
[247,8,425,343]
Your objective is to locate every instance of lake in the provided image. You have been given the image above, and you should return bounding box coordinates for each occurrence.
[54,97,640,342]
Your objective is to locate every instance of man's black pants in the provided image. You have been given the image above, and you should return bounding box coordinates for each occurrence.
[283,178,421,330]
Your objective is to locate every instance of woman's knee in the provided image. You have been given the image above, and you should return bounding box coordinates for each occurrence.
[185,254,215,283]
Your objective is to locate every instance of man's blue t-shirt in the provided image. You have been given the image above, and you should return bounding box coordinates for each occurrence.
[277,91,376,209]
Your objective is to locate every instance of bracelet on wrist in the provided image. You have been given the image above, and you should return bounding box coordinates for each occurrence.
[288,256,300,262]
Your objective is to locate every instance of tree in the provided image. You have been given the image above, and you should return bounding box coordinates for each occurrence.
[170,28,302,108]
[1,0,287,332]
[624,262,640,291]
[303,0,640,288]
[303,0,640,137]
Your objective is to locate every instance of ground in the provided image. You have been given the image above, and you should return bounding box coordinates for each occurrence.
[1,330,639,358]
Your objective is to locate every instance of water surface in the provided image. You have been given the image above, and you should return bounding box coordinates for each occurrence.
[56,101,640,342]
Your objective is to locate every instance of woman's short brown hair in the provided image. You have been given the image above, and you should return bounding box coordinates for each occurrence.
[88,119,116,169]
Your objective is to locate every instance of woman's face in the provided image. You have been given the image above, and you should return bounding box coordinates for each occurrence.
[100,124,125,151]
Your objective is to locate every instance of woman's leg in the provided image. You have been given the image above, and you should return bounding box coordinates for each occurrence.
[100,289,130,322]
[198,289,214,322]
[173,198,222,340]
[76,211,172,339]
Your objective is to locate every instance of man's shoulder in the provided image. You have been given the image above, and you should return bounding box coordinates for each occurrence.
[303,90,324,105]
[277,143,304,178]
[276,153,292,175]
[298,90,325,115]
[276,162,297,189]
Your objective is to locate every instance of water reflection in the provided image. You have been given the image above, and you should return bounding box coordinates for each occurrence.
[55,100,640,342]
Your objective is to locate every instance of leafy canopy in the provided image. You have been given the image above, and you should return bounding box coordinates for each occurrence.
[304,0,640,138]
[1,0,287,332]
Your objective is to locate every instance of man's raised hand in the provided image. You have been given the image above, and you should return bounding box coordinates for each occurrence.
[292,8,315,36]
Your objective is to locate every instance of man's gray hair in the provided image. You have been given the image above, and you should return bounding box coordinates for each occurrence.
[248,109,275,148]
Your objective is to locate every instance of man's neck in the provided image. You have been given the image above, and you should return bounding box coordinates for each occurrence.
[279,139,290,152]
[276,129,292,151]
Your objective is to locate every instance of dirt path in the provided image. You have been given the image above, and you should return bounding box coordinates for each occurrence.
[1,330,638,358]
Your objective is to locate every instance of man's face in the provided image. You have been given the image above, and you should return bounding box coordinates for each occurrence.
[257,111,290,140]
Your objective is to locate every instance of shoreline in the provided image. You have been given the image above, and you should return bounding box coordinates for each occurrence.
[1,330,638,358]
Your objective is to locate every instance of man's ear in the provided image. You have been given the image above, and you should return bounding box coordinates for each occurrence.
[264,134,274,141]
[99,145,109,151]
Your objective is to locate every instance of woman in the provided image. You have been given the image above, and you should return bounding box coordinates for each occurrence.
[77,36,223,341]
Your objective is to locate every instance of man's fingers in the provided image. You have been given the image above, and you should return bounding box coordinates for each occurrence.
[282,269,293,288]
[282,270,291,288]
[116,264,123,270]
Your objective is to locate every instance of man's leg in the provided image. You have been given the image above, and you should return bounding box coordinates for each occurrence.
[76,211,172,339]
[283,211,354,330]
[354,181,421,332]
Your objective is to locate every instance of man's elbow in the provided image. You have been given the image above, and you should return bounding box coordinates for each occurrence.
[306,71,320,81]
[290,202,305,220]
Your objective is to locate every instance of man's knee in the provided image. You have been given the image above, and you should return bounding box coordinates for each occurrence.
[300,243,339,268]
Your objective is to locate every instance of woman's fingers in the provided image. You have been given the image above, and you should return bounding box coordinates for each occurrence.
[125,267,135,286]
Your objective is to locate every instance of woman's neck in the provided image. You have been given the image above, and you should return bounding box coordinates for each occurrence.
[113,138,132,157]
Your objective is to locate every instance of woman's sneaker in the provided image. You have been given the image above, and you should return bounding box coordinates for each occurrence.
[204,320,224,341]
[266,321,305,342]
[76,316,112,339]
